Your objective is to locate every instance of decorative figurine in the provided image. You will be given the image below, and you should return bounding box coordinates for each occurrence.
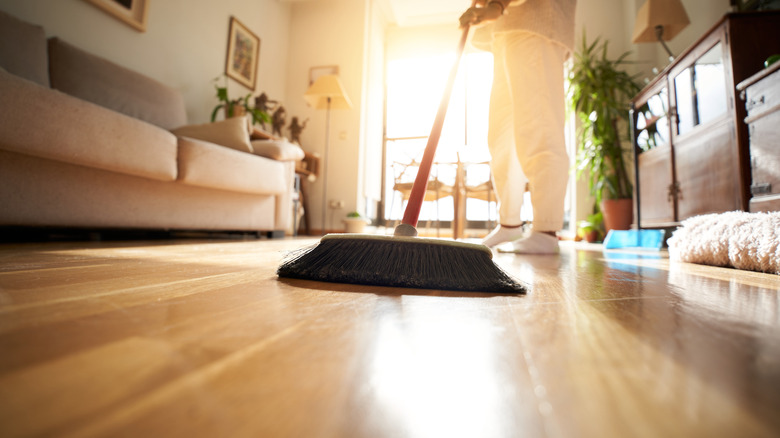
[271,106,287,138]
[254,92,278,130]
[288,117,309,144]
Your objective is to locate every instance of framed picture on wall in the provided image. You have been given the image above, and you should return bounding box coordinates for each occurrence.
[84,0,149,32]
[309,65,339,85]
[225,17,261,91]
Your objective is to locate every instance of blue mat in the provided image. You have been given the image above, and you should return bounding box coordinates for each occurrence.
[603,229,665,250]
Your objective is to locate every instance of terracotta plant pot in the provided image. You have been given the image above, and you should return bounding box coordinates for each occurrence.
[601,198,633,233]
[582,229,600,243]
[343,217,367,233]
[223,103,246,119]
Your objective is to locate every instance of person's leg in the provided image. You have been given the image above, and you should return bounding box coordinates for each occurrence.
[483,33,528,248]
[504,32,569,254]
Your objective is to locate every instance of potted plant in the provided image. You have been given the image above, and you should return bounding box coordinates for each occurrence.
[568,34,641,233]
[577,211,603,243]
[210,75,270,126]
[343,211,369,233]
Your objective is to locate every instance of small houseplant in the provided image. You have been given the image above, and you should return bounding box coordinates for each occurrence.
[577,211,603,243]
[210,75,270,126]
[343,211,369,233]
[568,34,641,232]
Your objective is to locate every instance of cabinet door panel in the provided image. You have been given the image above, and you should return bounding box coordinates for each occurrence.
[637,145,675,227]
[674,120,741,220]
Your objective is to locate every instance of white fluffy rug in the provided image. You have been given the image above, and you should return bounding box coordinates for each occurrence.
[668,211,780,275]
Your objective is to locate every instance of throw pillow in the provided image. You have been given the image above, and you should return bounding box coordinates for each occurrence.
[171,116,253,153]
[251,139,305,161]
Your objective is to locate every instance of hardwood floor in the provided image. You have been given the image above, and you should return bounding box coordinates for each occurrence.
[0,236,778,437]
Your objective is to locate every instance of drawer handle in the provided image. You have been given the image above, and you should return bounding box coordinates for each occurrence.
[668,182,682,202]
[746,95,765,111]
[751,182,771,195]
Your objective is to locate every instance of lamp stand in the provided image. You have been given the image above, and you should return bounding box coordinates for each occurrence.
[654,25,675,61]
[321,96,331,235]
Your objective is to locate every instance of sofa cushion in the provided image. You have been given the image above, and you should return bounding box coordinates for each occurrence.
[177,137,287,195]
[48,37,187,130]
[0,10,49,87]
[172,117,253,154]
[251,139,305,162]
[0,68,178,182]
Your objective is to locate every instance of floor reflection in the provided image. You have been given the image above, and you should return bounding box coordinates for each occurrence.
[367,296,507,438]
[668,264,780,326]
[571,244,780,432]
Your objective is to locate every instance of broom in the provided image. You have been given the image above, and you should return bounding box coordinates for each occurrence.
[278,3,526,294]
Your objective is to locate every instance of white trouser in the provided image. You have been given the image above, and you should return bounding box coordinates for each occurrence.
[488,31,569,231]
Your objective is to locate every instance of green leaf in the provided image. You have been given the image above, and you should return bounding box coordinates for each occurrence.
[210,105,221,122]
[216,87,228,102]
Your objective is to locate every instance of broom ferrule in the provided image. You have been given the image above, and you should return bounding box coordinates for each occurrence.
[394,223,418,237]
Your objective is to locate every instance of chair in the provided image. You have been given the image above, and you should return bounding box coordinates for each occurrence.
[462,161,497,232]
[389,159,454,236]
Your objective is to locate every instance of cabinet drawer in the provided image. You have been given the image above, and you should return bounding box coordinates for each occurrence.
[740,62,780,212]
[748,109,780,210]
[742,64,780,121]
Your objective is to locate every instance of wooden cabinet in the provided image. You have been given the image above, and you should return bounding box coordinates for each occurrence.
[631,11,780,228]
[738,60,780,212]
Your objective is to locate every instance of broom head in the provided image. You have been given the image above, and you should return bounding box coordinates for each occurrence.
[277,234,527,294]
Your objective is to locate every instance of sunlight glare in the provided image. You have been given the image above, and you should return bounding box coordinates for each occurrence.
[369,298,505,437]
[385,52,496,222]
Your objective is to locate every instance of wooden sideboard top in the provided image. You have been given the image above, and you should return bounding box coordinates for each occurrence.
[737,58,780,92]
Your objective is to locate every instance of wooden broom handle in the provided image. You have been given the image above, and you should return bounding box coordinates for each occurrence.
[400,1,476,229]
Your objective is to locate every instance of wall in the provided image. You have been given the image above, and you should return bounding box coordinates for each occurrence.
[285,0,373,232]
[0,0,291,124]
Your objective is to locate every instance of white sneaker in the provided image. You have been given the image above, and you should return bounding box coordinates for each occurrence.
[482,225,525,248]
[499,232,559,254]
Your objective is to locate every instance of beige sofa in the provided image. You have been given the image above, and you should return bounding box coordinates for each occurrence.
[0,11,303,236]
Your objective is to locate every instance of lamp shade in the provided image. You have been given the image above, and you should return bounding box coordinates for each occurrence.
[632,0,690,43]
[303,74,352,110]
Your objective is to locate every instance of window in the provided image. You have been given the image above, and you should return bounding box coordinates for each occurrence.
[384,52,495,224]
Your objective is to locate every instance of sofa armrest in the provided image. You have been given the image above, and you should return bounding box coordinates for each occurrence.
[0,68,178,182]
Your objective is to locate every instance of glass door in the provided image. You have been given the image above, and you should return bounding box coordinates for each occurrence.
[633,79,676,227]
[673,43,728,137]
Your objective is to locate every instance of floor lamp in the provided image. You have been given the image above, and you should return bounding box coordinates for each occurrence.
[303,74,352,235]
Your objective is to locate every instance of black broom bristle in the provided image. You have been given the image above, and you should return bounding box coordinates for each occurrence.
[277,234,527,294]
